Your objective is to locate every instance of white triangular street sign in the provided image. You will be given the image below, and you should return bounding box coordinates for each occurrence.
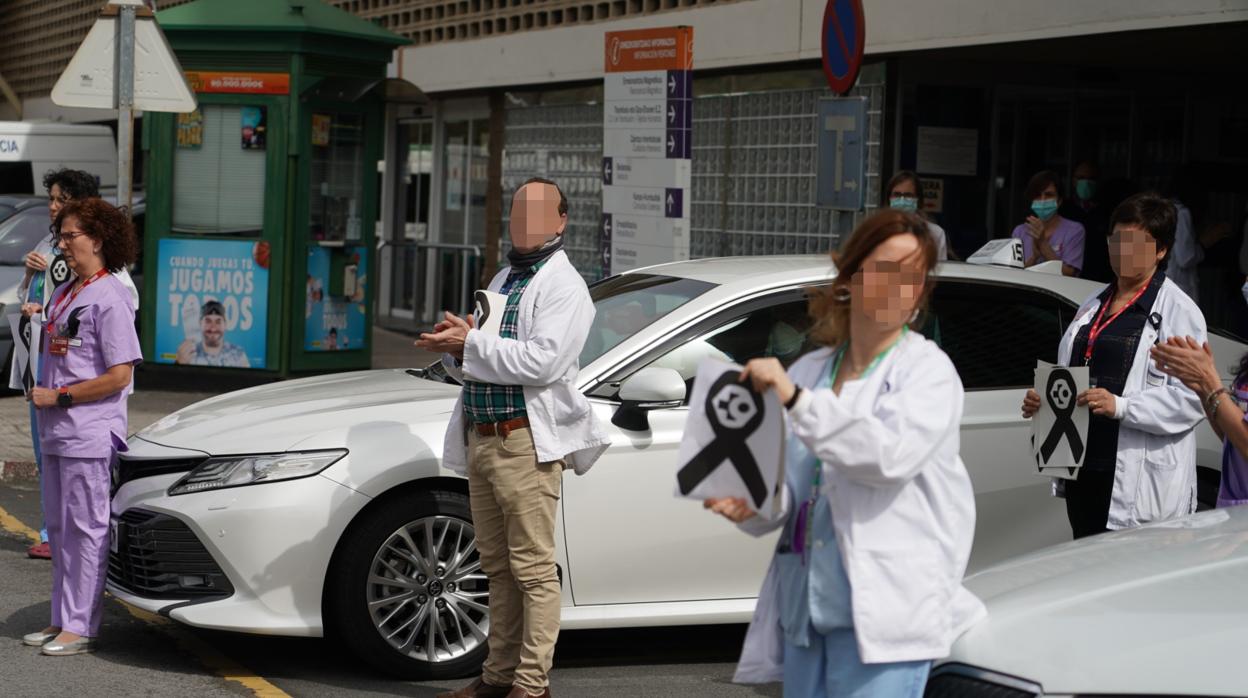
[51,8,196,113]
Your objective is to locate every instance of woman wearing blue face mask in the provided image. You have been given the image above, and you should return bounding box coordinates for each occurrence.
[884,170,948,260]
[1011,170,1086,277]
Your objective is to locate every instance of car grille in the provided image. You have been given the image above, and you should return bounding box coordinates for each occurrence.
[111,456,205,495]
[925,665,1041,698]
[107,508,233,600]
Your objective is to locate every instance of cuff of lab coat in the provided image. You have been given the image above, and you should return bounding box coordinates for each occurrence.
[1112,396,1128,420]
[787,387,815,418]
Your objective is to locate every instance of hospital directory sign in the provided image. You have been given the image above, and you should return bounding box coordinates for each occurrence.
[601,26,693,275]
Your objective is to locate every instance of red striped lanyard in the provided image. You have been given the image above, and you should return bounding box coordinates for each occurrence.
[46,268,107,328]
[1083,279,1150,363]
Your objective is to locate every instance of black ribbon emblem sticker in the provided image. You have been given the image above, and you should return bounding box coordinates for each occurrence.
[677,371,768,507]
[49,255,71,288]
[1039,369,1084,465]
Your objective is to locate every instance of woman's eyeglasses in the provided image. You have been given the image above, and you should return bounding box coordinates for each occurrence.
[48,225,88,245]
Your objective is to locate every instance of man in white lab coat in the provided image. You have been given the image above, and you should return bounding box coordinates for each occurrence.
[418,178,608,698]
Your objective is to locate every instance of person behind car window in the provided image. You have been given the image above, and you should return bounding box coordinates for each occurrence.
[1021,192,1206,538]
[884,170,948,261]
[15,168,138,561]
[417,177,608,698]
[19,199,142,656]
[707,209,984,697]
[1011,170,1085,277]
[1151,338,1248,508]
[1061,160,1114,284]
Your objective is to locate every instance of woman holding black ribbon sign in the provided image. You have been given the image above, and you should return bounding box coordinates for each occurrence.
[705,210,984,697]
[1021,192,1206,539]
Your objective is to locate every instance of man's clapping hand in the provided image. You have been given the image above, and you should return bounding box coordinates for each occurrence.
[415,311,475,360]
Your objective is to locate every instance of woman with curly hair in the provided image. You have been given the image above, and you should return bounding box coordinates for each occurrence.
[19,198,143,656]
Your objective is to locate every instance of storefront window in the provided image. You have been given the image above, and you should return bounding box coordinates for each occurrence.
[310,112,365,241]
[172,104,266,234]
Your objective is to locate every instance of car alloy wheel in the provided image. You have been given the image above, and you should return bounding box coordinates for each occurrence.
[366,515,489,664]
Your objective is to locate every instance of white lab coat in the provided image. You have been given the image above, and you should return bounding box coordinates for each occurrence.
[16,239,140,309]
[734,332,985,682]
[1170,201,1201,303]
[441,249,609,475]
[927,220,949,261]
[1055,277,1206,528]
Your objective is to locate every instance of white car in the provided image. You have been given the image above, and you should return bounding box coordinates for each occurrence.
[927,505,1248,698]
[107,254,1239,679]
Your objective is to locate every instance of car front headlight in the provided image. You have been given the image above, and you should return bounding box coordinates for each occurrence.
[167,450,347,496]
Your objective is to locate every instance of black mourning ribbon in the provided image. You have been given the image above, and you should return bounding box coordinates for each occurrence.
[1039,369,1084,465]
[64,306,87,339]
[17,315,32,391]
[677,371,768,507]
[473,290,494,330]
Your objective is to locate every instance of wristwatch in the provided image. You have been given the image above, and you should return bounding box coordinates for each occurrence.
[57,386,72,408]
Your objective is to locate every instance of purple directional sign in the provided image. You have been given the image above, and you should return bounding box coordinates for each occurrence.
[602,157,614,185]
[665,129,690,159]
[664,188,684,218]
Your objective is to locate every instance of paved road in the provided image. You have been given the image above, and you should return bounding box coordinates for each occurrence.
[0,482,781,698]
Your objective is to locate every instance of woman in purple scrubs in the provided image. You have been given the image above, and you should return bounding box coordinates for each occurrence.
[20,199,142,656]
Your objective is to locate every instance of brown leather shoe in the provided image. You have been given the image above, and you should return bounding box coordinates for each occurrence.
[435,677,511,698]
[505,687,551,698]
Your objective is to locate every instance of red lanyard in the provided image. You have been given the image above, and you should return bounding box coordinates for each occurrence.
[46,269,108,328]
[1083,278,1150,362]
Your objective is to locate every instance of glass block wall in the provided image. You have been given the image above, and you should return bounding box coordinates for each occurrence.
[502,63,887,281]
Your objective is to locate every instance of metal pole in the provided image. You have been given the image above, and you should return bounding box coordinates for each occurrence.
[116,5,136,219]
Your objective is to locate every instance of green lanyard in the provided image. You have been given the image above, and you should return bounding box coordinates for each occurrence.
[807,328,909,501]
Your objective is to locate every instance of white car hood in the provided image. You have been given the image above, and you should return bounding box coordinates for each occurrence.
[134,369,461,455]
[948,507,1248,696]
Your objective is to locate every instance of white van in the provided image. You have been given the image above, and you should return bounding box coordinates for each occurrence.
[0,122,117,193]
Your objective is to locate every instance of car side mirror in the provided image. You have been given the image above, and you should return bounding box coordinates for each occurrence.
[612,367,687,432]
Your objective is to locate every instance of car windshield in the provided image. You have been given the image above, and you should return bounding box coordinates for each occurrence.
[417,273,715,384]
[579,273,716,368]
[0,208,50,266]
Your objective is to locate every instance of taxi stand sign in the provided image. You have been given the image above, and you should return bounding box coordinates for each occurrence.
[815,97,866,211]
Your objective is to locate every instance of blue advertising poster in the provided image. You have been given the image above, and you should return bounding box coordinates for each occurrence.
[305,246,367,351]
[154,238,270,369]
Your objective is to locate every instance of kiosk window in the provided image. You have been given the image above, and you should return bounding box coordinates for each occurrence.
[309,112,365,242]
[172,105,266,235]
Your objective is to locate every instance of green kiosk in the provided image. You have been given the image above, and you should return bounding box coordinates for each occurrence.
[140,0,409,376]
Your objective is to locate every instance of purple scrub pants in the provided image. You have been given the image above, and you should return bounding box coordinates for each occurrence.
[40,454,112,637]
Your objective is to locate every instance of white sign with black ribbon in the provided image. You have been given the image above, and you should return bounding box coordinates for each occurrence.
[7,312,42,393]
[472,290,506,337]
[675,359,784,515]
[1032,361,1089,479]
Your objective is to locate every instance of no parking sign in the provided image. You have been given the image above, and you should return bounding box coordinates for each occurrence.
[821,0,866,95]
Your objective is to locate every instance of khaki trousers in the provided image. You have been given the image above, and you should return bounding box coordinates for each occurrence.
[467,427,563,693]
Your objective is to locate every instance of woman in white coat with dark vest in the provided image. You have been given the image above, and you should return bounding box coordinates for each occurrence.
[706,209,985,697]
[1021,192,1206,538]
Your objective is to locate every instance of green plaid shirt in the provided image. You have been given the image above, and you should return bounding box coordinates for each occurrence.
[461,258,549,424]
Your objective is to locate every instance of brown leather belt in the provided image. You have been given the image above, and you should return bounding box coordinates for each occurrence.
[473,416,530,438]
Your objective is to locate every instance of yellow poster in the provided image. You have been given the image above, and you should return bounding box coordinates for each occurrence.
[312,114,331,147]
[177,109,203,149]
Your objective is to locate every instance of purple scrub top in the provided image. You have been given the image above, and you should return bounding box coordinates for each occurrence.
[38,273,143,459]
[1012,216,1086,273]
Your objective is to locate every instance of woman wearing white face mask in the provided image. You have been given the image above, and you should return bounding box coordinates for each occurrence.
[1011,170,1086,277]
[884,170,947,261]
[706,210,984,697]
